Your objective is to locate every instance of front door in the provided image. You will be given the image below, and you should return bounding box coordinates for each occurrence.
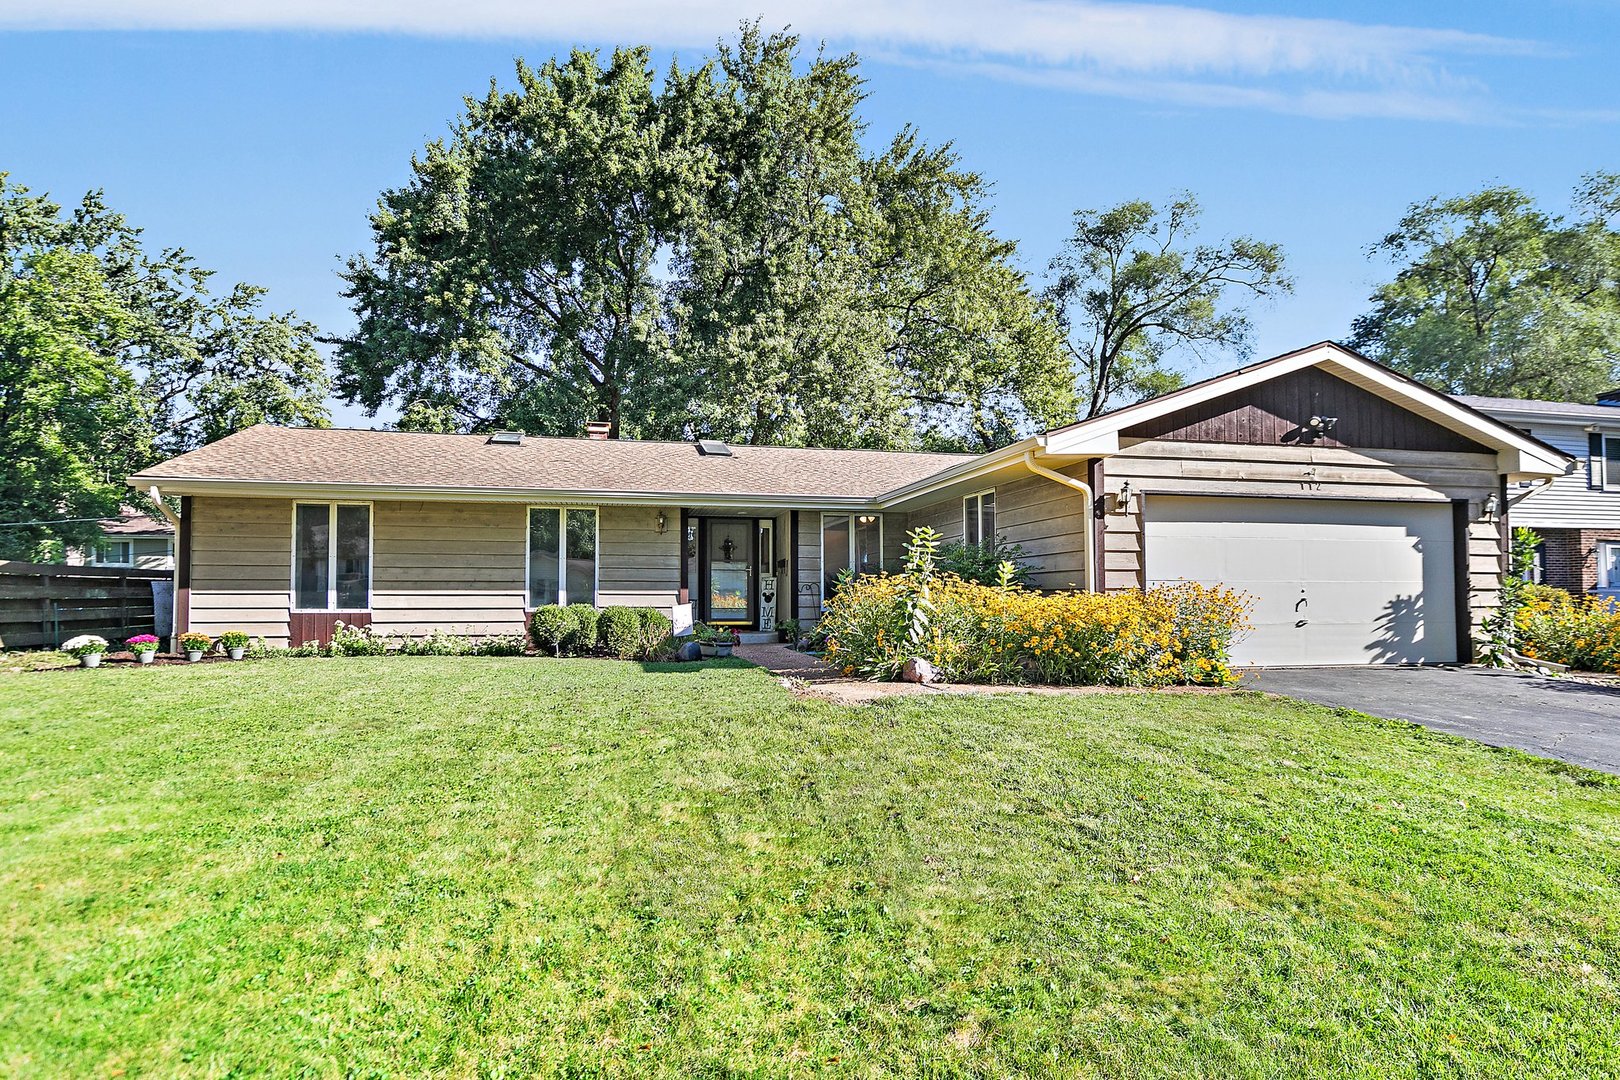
[702,517,756,625]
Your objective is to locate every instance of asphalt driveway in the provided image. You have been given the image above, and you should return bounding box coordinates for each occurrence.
[1241,666,1620,776]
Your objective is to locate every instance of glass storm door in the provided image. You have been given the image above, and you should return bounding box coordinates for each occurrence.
[703,517,755,624]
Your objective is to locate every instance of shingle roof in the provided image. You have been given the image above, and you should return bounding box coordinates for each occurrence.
[1456,394,1620,423]
[99,510,173,536]
[130,425,974,501]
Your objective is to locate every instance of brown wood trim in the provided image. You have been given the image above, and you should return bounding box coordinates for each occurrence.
[789,510,801,623]
[175,495,192,636]
[1087,458,1105,593]
[289,611,371,648]
[677,508,689,604]
[1452,498,1473,664]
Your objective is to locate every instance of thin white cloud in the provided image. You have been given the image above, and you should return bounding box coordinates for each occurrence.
[3,1,1573,121]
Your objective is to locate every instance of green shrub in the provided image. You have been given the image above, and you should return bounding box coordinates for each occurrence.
[529,605,578,656]
[937,539,1037,586]
[397,630,472,656]
[634,607,674,656]
[597,606,643,659]
[470,635,528,657]
[328,621,389,657]
[565,604,601,654]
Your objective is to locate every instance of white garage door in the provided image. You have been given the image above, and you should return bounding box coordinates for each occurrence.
[1144,496,1457,667]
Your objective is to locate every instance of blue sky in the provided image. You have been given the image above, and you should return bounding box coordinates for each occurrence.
[2,2,1615,426]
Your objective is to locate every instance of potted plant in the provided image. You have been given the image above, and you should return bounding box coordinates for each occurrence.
[774,618,801,644]
[218,630,250,660]
[126,634,161,664]
[715,627,738,658]
[62,634,109,668]
[179,631,212,663]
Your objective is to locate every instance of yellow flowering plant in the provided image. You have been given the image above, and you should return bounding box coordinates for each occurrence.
[1514,585,1620,673]
[821,528,1251,687]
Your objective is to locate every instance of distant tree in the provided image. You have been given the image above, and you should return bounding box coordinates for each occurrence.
[338,26,1072,450]
[0,175,327,557]
[1350,175,1620,400]
[0,250,140,558]
[1044,194,1291,419]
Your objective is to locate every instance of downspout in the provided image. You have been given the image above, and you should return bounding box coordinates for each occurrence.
[1021,451,1097,592]
[1507,477,1554,507]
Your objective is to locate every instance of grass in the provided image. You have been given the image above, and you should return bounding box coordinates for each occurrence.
[2,658,1618,1077]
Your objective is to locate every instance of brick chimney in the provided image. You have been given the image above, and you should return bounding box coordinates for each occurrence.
[585,420,612,440]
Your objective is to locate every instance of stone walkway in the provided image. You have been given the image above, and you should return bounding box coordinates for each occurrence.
[733,644,1230,706]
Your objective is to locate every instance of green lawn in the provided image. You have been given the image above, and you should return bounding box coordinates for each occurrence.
[2,659,1618,1077]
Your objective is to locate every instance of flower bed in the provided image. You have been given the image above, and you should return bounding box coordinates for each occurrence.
[1515,585,1620,673]
[820,559,1250,688]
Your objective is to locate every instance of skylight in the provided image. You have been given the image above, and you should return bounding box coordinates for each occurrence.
[696,440,733,457]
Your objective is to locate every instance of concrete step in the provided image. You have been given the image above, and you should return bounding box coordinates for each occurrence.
[735,631,780,645]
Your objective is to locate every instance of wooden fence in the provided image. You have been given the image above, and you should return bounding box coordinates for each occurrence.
[0,561,171,650]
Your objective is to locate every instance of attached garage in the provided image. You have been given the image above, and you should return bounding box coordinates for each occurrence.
[1144,496,1457,666]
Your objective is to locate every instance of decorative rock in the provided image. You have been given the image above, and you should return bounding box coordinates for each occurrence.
[676,640,703,662]
[902,657,937,684]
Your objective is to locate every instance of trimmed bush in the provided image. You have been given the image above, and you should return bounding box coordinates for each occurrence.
[469,635,527,657]
[530,605,579,657]
[565,604,601,654]
[597,606,643,659]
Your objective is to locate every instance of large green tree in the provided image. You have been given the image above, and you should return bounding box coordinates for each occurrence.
[0,176,328,559]
[1044,194,1292,419]
[1350,175,1620,399]
[337,28,1072,450]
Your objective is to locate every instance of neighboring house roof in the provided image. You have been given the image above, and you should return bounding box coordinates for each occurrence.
[1456,394,1620,425]
[98,510,173,537]
[129,425,974,507]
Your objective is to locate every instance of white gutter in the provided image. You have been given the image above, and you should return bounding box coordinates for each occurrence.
[1021,450,1096,592]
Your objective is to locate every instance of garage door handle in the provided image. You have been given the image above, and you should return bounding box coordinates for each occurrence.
[1294,597,1308,611]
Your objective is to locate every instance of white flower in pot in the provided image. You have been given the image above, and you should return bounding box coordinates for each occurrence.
[62,634,109,668]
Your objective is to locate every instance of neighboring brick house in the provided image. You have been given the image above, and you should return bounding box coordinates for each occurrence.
[1458,393,1619,594]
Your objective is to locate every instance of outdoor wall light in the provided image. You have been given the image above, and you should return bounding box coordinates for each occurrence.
[1112,480,1135,514]
[1300,415,1338,442]
[1482,493,1501,520]
[654,510,667,534]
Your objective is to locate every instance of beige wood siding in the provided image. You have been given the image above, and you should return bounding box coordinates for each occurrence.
[370,501,527,637]
[188,496,293,645]
[1101,440,1502,641]
[905,478,1091,592]
[598,505,681,609]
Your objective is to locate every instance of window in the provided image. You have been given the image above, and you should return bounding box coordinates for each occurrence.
[821,513,882,608]
[1601,542,1620,590]
[293,503,371,610]
[92,540,133,566]
[528,507,597,607]
[963,490,996,548]
[1588,432,1620,491]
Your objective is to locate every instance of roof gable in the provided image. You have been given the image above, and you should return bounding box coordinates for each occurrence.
[1122,365,1491,454]
[1044,342,1571,479]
